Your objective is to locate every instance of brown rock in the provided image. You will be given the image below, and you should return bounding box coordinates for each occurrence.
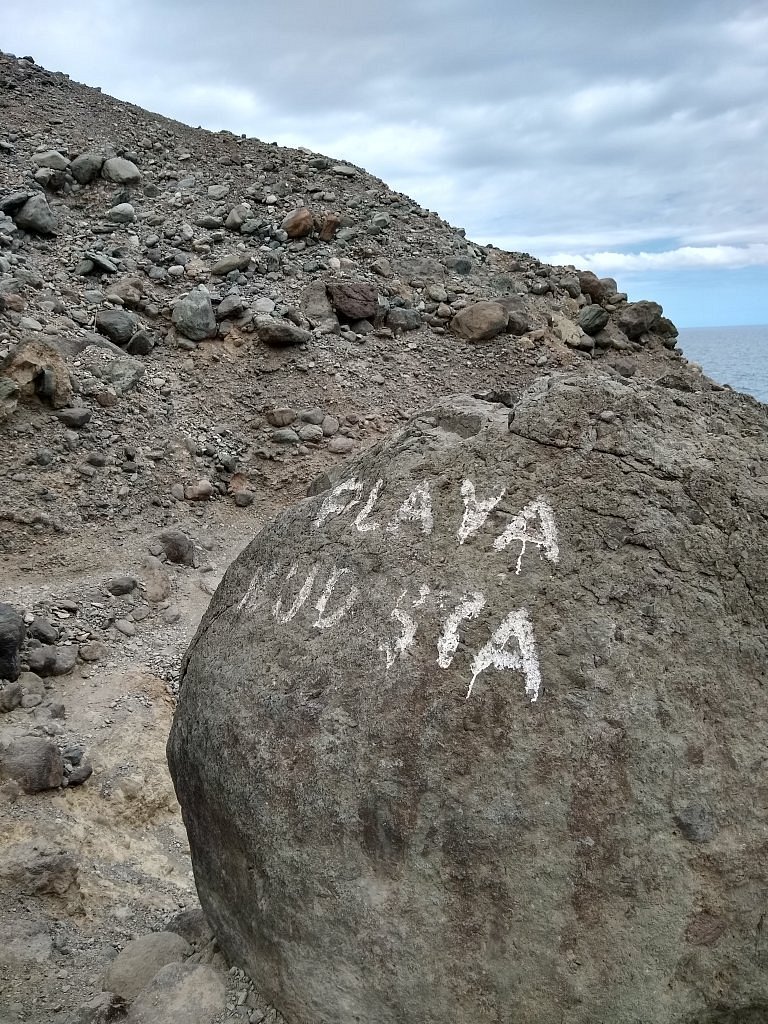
[327,281,378,321]
[317,213,341,242]
[281,207,314,239]
[451,301,508,341]
[4,339,72,409]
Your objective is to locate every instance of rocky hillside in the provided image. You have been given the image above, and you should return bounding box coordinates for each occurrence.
[0,48,757,1024]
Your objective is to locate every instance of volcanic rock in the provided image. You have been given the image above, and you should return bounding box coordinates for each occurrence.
[327,281,378,321]
[14,193,58,235]
[172,291,217,341]
[169,373,768,1024]
[101,156,141,185]
[451,300,508,341]
[0,604,25,681]
[103,931,192,1004]
[0,738,64,792]
[617,300,664,339]
[70,151,104,183]
[281,207,314,239]
[255,319,311,348]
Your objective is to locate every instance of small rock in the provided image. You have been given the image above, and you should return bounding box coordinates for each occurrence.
[70,152,105,184]
[103,931,192,1004]
[328,436,354,454]
[32,150,69,170]
[282,207,314,238]
[107,202,135,223]
[107,576,138,596]
[56,408,91,428]
[156,529,195,566]
[96,308,138,346]
[114,619,136,637]
[327,281,378,321]
[211,253,251,276]
[173,292,217,341]
[14,194,58,235]
[0,603,25,681]
[102,157,141,185]
[256,320,311,348]
[0,738,63,792]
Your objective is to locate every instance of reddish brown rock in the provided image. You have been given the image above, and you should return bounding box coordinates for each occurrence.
[281,207,314,239]
[327,281,378,321]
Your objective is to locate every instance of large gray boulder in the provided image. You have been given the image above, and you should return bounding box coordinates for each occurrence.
[168,372,768,1024]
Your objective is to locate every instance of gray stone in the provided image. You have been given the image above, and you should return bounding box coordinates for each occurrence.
[302,281,337,326]
[207,184,230,200]
[0,604,25,682]
[56,408,91,428]
[617,300,664,340]
[156,529,195,566]
[70,152,105,184]
[216,294,245,321]
[101,157,141,185]
[173,292,217,341]
[95,308,138,346]
[14,194,57,235]
[211,253,250,276]
[256,320,311,348]
[169,376,768,1024]
[271,427,300,444]
[32,150,69,170]
[387,307,422,332]
[327,435,354,454]
[107,202,135,223]
[103,931,191,1004]
[298,424,324,443]
[125,962,225,1024]
[578,305,610,336]
[0,738,63,792]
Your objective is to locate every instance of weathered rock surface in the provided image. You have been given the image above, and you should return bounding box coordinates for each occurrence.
[1,737,64,792]
[169,374,768,1024]
[0,603,25,680]
[451,299,508,341]
[172,291,217,341]
[103,931,192,1003]
[125,962,226,1024]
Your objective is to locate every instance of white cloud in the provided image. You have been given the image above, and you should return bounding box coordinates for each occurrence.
[544,245,768,274]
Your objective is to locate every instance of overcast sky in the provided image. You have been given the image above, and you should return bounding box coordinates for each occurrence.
[3,0,767,327]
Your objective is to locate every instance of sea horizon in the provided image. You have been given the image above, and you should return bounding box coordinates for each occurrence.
[677,323,768,404]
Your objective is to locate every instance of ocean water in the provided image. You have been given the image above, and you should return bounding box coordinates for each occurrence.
[677,325,768,404]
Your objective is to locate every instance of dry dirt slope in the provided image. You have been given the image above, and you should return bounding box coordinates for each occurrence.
[0,48,748,1024]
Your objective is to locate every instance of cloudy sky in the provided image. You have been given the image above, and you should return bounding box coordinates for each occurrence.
[4,0,767,327]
